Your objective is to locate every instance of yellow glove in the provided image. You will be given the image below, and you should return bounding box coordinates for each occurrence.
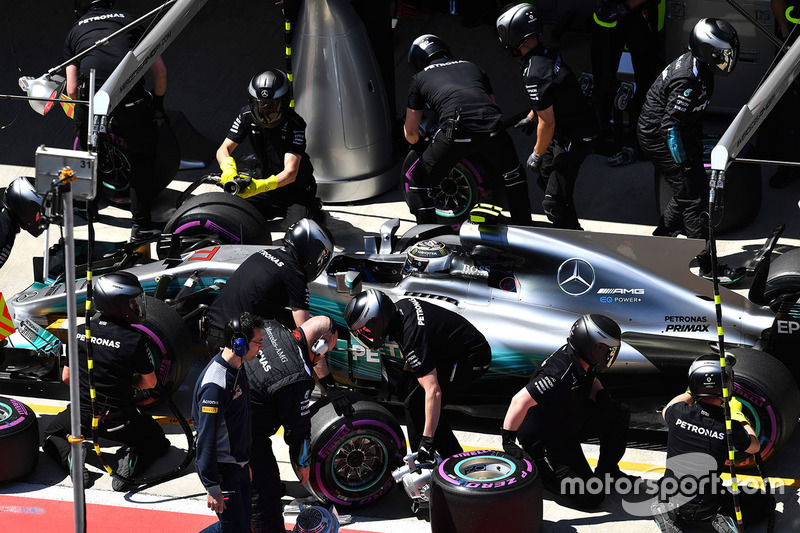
[220,156,238,184]
[729,397,750,426]
[239,175,279,198]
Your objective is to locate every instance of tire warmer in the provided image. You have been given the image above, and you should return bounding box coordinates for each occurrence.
[84,199,195,489]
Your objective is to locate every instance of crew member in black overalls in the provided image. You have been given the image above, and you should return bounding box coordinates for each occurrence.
[65,0,168,241]
[497,3,599,230]
[403,34,532,226]
[217,69,323,228]
[1,177,46,269]
[501,314,634,509]
[651,355,767,533]
[344,289,491,462]
[194,313,264,533]
[245,315,350,533]
[591,0,665,162]
[638,18,743,285]
[205,219,334,354]
[43,272,170,492]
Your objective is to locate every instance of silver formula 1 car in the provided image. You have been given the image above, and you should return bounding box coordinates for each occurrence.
[5,217,800,505]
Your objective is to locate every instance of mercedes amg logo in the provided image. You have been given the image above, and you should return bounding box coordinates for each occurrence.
[557,258,595,296]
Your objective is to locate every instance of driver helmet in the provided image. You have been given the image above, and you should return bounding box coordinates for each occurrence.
[283,219,335,282]
[248,68,291,128]
[496,3,543,57]
[690,18,739,76]
[403,239,453,275]
[688,354,734,398]
[408,34,452,73]
[343,289,396,350]
[74,0,112,18]
[567,314,621,373]
[94,271,146,323]
[3,177,46,237]
[292,505,340,533]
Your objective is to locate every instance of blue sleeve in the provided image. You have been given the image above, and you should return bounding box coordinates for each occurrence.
[194,382,226,494]
[667,126,686,164]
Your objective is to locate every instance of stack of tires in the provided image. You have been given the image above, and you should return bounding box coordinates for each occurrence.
[430,449,542,533]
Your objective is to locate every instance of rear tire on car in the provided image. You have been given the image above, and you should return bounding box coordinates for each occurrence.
[401,150,493,224]
[131,296,195,407]
[308,398,406,508]
[728,347,800,467]
[0,396,39,483]
[157,192,270,258]
[430,449,542,533]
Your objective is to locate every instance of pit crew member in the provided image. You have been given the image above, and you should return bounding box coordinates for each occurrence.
[42,272,170,492]
[245,315,346,533]
[403,34,532,226]
[344,289,491,462]
[65,0,168,241]
[194,313,264,533]
[637,18,744,284]
[1,177,46,269]
[651,355,768,533]
[216,69,323,227]
[496,3,599,230]
[501,314,635,508]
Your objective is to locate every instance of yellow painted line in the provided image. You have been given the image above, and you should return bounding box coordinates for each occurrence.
[28,404,799,489]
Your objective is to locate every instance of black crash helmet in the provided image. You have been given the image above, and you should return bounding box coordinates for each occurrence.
[283,218,335,282]
[496,2,543,56]
[690,18,739,76]
[567,314,621,373]
[408,34,452,73]
[688,354,734,398]
[3,177,46,237]
[74,0,112,18]
[94,271,146,323]
[343,289,396,350]
[248,68,291,128]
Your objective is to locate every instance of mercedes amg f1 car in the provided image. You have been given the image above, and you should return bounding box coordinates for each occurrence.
[4,217,800,505]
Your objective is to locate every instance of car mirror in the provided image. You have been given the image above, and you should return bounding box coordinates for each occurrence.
[335,271,363,295]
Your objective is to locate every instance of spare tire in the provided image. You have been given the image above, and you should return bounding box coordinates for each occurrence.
[728,347,800,467]
[132,296,195,407]
[308,398,406,507]
[158,192,270,258]
[0,396,39,483]
[430,449,542,533]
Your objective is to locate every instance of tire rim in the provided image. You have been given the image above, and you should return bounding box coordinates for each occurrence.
[731,383,778,466]
[434,164,474,218]
[0,401,11,424]
[330,433,389,492]
[452,455,515,483]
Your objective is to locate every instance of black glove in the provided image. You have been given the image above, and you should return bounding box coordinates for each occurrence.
[151,94,169,126]
[417,436,436,464]
[596,0,630,23]
[501,428,525,460]
[320,374,354,417]
[514,116,536,136]
[527,151,543,173]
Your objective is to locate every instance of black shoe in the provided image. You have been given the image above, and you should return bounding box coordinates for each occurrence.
[112,447,139,492]
[699,264,746,286]
[68,444,92,488]
[711,513,740,533]
[651,501,683,533]
[607,147,635,167]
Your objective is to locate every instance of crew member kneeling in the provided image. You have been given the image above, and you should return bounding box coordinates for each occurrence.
[501,314,635,508]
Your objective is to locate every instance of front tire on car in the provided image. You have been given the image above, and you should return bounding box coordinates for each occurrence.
[308,398,406,508]
[728,347,800,467]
